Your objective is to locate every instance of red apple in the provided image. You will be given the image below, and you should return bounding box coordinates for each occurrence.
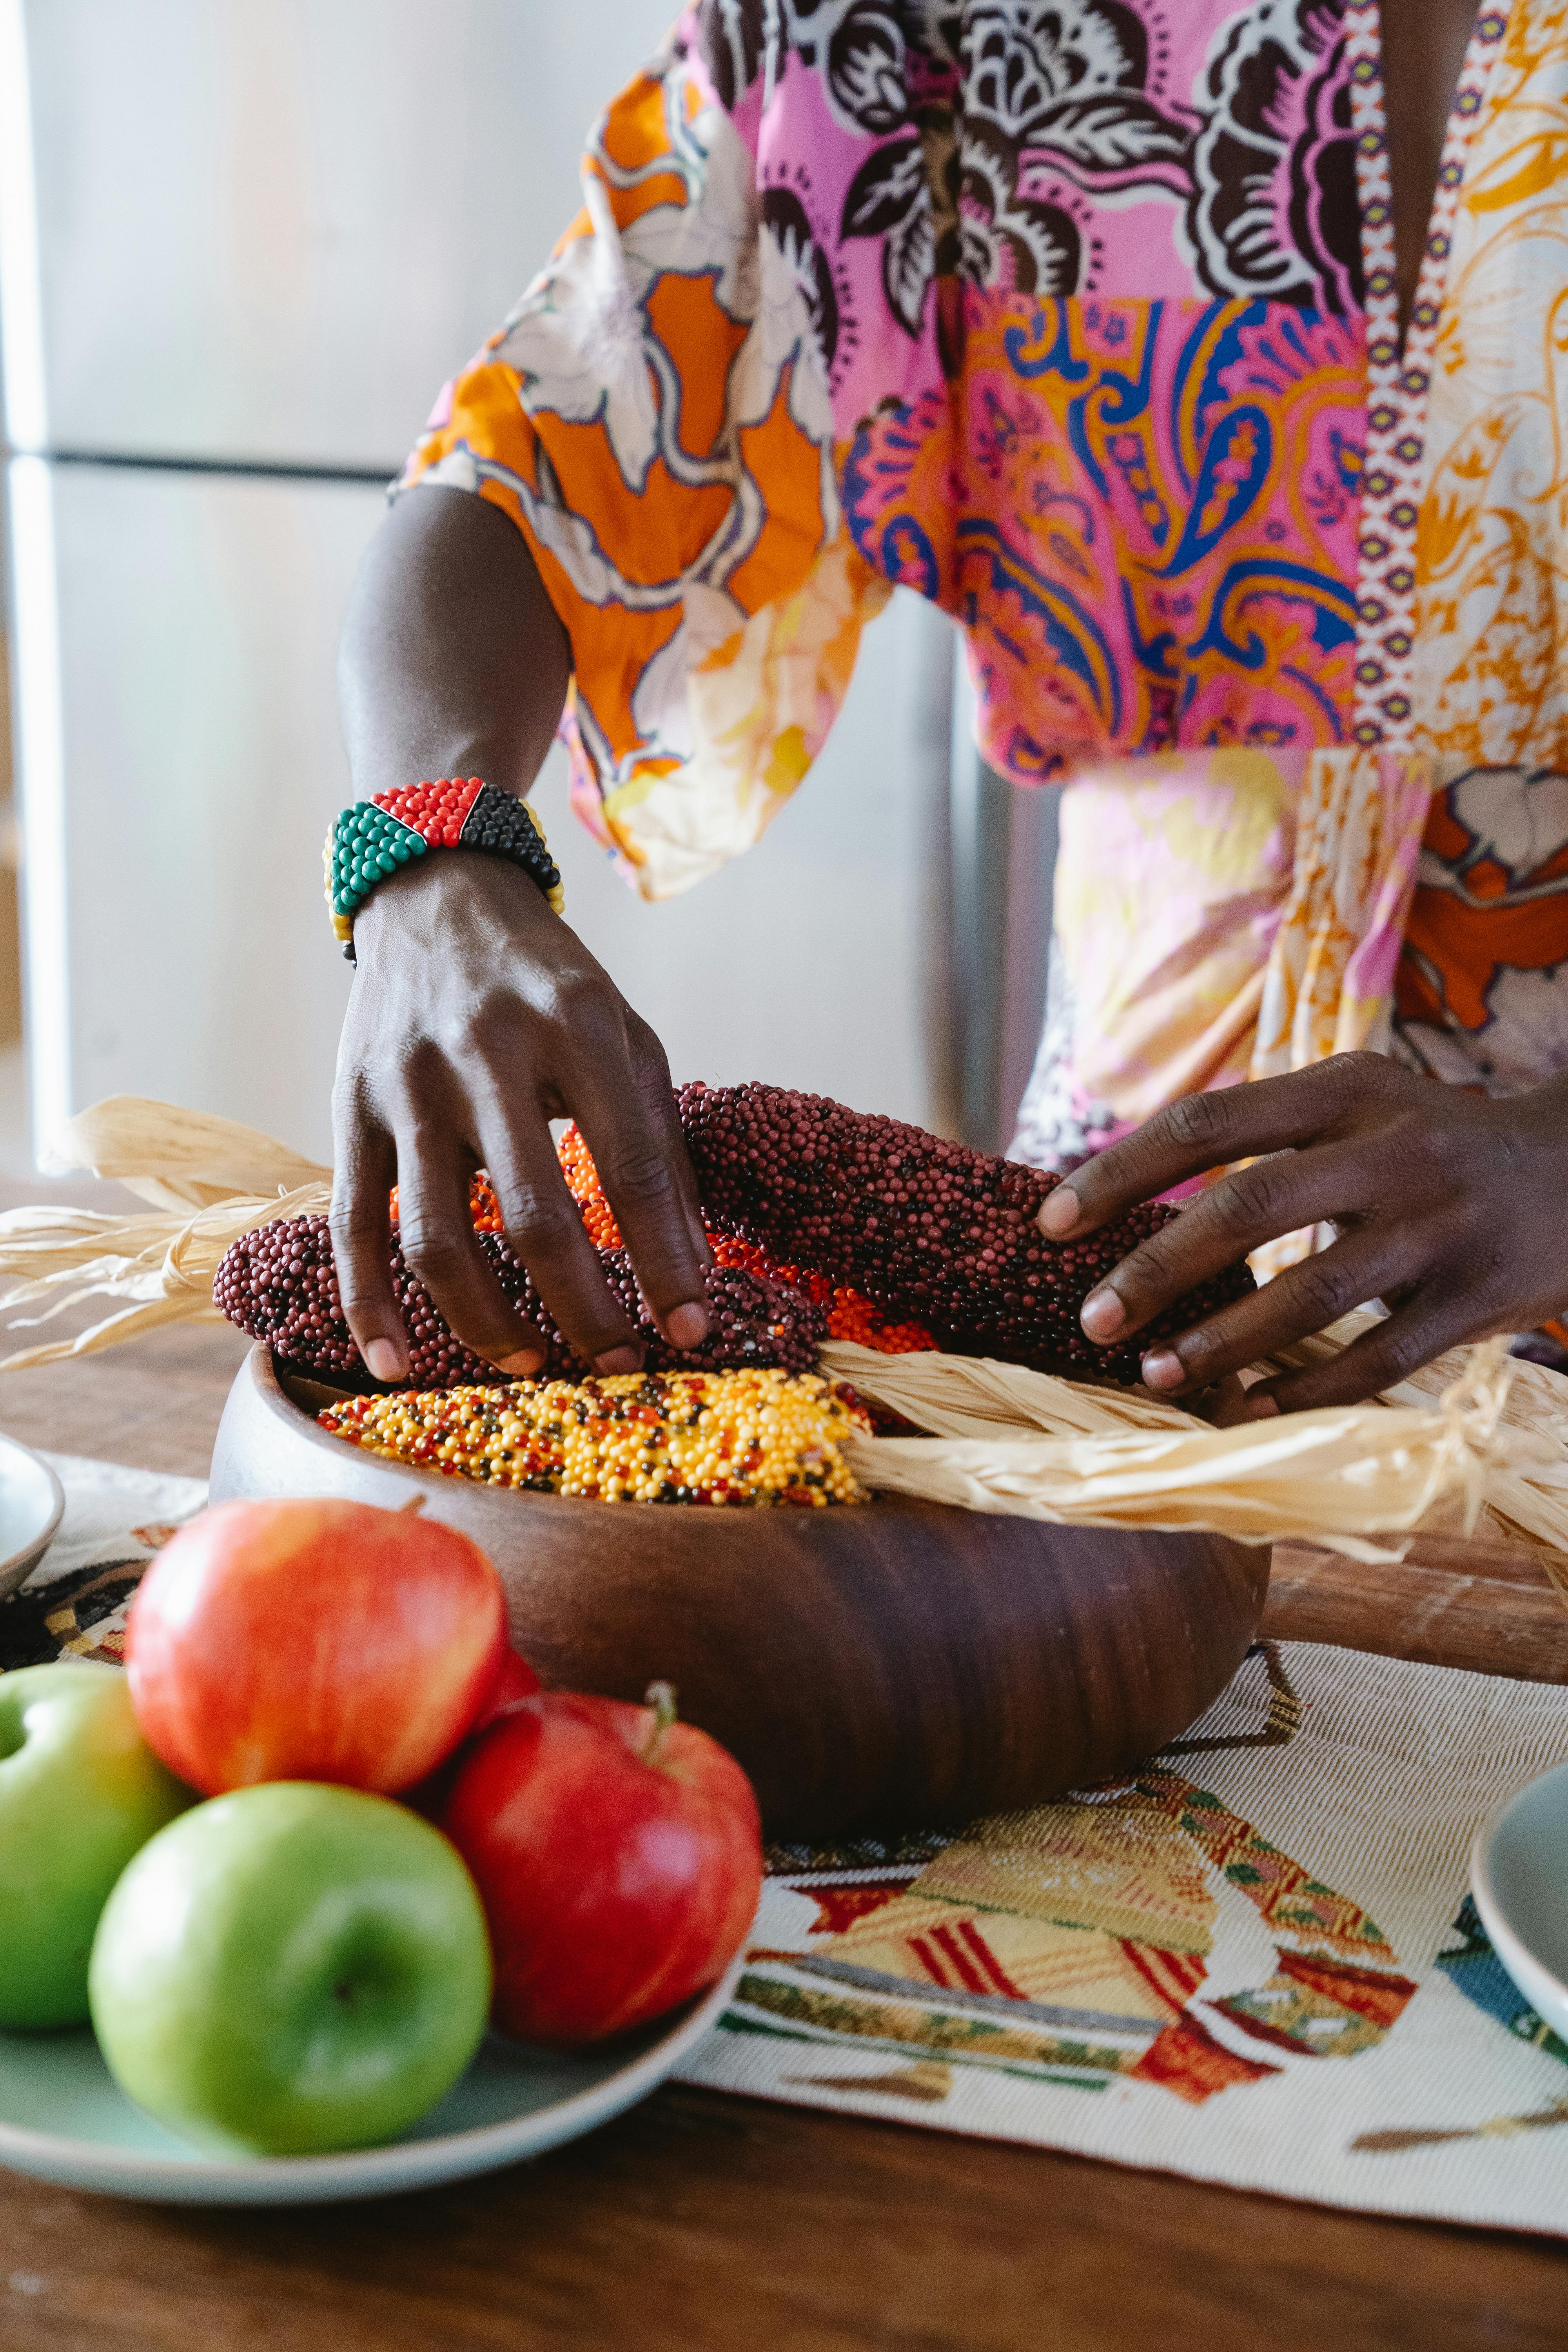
[401,1645,543,1824]
[126,1498,510,1797]
[470,1644,541,1731]
[441,1684,762,2045]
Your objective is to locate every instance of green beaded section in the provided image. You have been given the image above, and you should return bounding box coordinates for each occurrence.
[328,803,428,916]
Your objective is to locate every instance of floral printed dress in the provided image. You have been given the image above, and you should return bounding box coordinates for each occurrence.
[401,0,1568,1195]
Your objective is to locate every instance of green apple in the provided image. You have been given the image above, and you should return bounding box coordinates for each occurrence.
[89,1781,492,2156]
[0,1663,192,2030]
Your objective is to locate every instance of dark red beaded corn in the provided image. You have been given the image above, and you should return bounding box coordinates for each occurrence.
[213,1214,825,1390]
[676,1081,1255,1387]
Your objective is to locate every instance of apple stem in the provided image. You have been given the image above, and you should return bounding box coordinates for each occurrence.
[641,1679,679,1766]
[397,1495,427,1517]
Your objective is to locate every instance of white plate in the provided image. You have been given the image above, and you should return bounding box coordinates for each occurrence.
[0,1957,740,2205]
[0,1436,64,1602]
[1470,1758,1568,2047]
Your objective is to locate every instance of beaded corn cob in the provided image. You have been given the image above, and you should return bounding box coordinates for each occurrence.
[317,1369,869,1506]
[214,1093,1253,1396]
[677,1082,1255,1387]
[213,1192,825,1391]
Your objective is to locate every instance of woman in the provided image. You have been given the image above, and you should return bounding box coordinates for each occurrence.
[330,0,1568,1415]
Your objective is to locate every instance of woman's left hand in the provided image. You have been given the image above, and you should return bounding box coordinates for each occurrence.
[1037,1053,1568,1416]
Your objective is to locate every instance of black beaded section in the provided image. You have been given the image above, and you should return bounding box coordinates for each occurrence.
[213,1215,826,1391]
[337,784,563,965]
[459,785,562,902]
[677,1081,1256,1387]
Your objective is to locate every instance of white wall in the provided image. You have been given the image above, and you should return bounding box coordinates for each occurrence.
[9,0,684,466]
[11,461,385,1158]
[18,449,955,1165]
[4,0,958,1167]
[535,588,956,1131]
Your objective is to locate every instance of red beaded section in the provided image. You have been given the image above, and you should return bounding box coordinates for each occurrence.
[708,1233,938,1356]
[679,1081,1254,1386]
[555,1123,938,1356]
[372,777,485,850]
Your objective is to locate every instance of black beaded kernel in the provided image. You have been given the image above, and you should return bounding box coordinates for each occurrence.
[459,785,563,910]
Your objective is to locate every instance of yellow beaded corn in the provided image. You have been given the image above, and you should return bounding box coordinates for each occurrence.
[318,1368,869,1507]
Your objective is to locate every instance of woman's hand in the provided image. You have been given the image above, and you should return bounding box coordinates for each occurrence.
[330,485,710,1384]
[1036,1053,1568,1414]
[331,852,710,1385]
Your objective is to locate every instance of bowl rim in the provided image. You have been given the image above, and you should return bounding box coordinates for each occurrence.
[0,1434,65,1601]
[244,1345,966,1532]
[235,1344,1275,1564]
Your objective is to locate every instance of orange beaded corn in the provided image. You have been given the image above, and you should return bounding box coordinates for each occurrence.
[388,1172,505,1235]
[318,1368,870,1506]
[555,1124,623,1250]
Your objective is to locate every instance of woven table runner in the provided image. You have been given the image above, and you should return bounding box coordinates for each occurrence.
[5,1456,1567,2232]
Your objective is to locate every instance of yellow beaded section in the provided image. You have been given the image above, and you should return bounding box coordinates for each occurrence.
[317,1369,869,1507]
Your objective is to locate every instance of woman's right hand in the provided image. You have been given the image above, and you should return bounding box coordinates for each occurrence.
[330,485,709,1384]
[329,849,711,1385]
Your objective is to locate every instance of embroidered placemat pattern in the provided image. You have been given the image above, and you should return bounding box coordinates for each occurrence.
[3,1457,1564,2230]
[679,1639,1568,2234]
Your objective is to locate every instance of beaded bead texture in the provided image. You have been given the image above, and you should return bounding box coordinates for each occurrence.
[318,1368,870,1508]
[325,777,564,961]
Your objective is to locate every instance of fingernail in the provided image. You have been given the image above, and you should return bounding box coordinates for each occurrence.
[1141,1347,1184,1390]
[1240,1393,1281,1421]
[665,1301,709,1350]
[498,1348,544,1378]
[1080,1286,1125,1339]
[364,1339,407,1384]
[1039,1185,1080,1238]
[595,1345,644,1376]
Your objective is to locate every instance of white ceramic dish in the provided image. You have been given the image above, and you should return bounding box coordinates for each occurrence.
[0,1436,64,1602]
[1469,1757,1568,2047]
[0,1956,740,2206]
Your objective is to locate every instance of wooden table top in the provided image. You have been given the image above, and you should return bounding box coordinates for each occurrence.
[0,1314,1564,2350]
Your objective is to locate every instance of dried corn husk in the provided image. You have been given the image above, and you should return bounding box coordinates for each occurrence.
[38,1094,330,1210]
[3,1096,1566,1583]
[0,1097,329,1368]
[1251,1305,1568,1586]
[825,1338,1564,1568]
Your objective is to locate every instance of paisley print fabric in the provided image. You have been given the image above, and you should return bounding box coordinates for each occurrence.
[403,56,883,893]
[1416,0,1568,771]
[842,298,1365,779]
[399,0,1568,1172]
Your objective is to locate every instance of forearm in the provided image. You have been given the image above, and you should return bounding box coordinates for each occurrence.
[330,484,710,1379]
[338,486,571,802]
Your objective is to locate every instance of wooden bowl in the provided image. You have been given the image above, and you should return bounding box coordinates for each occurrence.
[209,1347,1272,1838]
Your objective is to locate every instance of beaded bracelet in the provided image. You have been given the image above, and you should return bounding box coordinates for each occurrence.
[324,778,564,962]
